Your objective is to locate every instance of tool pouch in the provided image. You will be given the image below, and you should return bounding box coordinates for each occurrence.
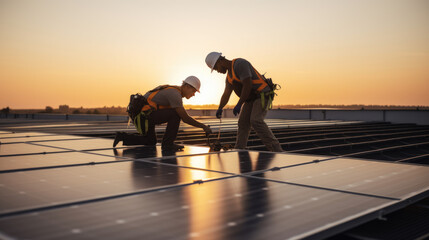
[126,93,153,136]
[134,110,152,136]
[260,77,281,110]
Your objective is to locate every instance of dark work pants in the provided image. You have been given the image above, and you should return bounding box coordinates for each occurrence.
[123,108,181,146]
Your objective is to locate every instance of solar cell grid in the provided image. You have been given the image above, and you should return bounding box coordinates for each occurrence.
[0,132,54,138]
[0,159,231,215]
[90,145,213,159]
[256,157,429,199]
[34,138,128,150]
[1,130,429,240]
[148,151,325,174]
[0,143,70,156]
[0,135,90,144]
[0,152,119,172]
[0,177,394,240]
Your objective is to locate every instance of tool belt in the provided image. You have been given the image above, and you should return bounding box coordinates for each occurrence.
[126,93,152,136]
[134,110,152,136]
[260,77,281,110]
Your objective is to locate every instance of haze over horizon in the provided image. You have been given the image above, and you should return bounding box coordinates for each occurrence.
[1,0,428,109]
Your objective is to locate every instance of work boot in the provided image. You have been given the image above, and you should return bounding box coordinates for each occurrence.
[161,143,185,152]
[113,132,125,148]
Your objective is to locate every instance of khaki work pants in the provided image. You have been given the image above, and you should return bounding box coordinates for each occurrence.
[235,98,283,152]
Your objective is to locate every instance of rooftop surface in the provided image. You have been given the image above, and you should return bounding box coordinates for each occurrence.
[0,118,428,239]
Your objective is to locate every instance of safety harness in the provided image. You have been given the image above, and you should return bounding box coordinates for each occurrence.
[226,59,279,110]
[133,85,181,136]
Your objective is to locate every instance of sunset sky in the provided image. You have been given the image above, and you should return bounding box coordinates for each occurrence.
[1,0,428,109]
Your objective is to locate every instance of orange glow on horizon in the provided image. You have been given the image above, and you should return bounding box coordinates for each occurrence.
[1,1,428,109]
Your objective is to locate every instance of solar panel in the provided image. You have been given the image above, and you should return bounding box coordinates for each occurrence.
[149,151,325,174]
[0,135,90,144]
[0,145,216,173]
[0,152,118,172]
[255,157,429,199]
[90,145,213,159]
[0,160,230,215]
[1,130,428,240]
[0,177,394,240]
[0,132,54,138]
[34,138,127,150]
[0,143,69,156]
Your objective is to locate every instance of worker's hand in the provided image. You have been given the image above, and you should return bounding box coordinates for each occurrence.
[216,108,223,119]
[233,103,242,116]
[203,125,212,136]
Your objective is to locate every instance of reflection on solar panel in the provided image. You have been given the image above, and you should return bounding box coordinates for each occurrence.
[0,143,71,156]
[0,134,89,144]
[0,131,428,240]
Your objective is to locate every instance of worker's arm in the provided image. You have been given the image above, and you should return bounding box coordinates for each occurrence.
[237,77,252,106]
[218,81,233,109]
[175,107,212,134]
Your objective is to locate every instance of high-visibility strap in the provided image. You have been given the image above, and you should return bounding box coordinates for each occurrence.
[133,111,151,136]
[227,59,268,93]
[135,112,142,134]
[267,95,273,110]
[141,86,181,111]
[253,69,269,92]
[135,85,180,135]
[145,91,158,110]
[260,91,275,110]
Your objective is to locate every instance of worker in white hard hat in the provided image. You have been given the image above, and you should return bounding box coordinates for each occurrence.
[205,52,283,152]
[114,76,212,151]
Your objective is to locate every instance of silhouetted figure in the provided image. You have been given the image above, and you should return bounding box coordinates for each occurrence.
[205,52,283,152]
[113,76,212,151]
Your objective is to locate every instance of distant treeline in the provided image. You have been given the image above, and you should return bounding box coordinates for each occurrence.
[2,104,428,115]
[274,104,429,110]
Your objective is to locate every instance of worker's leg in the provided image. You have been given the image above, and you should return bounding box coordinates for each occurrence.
[149,109,181,146]
[235,101,252,149]
[121,132,155,146]
[120,113,157,146]
[250,98,283,152]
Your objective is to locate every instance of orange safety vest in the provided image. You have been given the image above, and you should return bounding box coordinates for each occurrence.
[226,59,268,93]
[141,85,181,112]
[134,85,181,136]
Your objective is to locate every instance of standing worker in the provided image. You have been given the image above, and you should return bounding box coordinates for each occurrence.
[114,76,212,151]
[205,52,283,152]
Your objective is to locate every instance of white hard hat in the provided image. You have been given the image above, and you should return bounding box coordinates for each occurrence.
[205,52,222,73]
[183,76,201,92]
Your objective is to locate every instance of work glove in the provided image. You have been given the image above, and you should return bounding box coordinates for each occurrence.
[233,103,242,116]
[203,125,213,136]
[216,108,223,119]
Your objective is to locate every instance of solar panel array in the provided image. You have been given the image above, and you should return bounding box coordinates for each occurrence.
[1,130,429,239]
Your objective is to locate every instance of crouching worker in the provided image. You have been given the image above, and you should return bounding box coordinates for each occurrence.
[113,76,212,151]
